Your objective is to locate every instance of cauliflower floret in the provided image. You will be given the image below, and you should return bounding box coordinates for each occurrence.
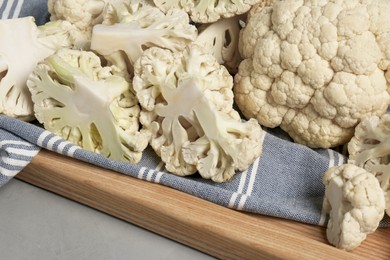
[153,0,270,23]
[234,0,390,148]
[48,0,107,49]
[27,48,149,163]
[322,164,385,250]
[348,114,390,216]
[90,2,197,74]
[133,44,263,182]
[195,15,244,74]
[0,17,71,121]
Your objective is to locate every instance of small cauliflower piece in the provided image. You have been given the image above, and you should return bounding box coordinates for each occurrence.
[195,15,244,74]
[133,44,263,182]
[322,164,385,251]
[348,114,390,216]
[27,48,149,163]
[234,0,390,148]
[153,0,268,23]
[48,0,107,49]
[90,2,197,73]
[0,17,71,121]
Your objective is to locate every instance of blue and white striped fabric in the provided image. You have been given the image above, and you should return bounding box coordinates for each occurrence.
[1,0,389,227]
[2,115,390,227]
[0,128,40,185]
[0,0,48,25]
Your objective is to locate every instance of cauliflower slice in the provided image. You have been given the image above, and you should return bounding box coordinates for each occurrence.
[152,0,266,23]
[0,17,71,121]
[195,15,244,74]
[322,164,385,251]
[234,0,390,148]
[348,114,390,216]
[133,44,263,182]
[27,49,149,163]
[90,2,197,73]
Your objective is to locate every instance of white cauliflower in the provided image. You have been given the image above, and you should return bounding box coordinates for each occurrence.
[0,17,71,121]
[195,15,244,74]
[234,0,390,148]
[152,0,267,23]
[348,114,390,217]
[48,0,107,49]
[133,44,263,182]
[90,2,197,74]
[27,48,149,163]
[322,164,385,251]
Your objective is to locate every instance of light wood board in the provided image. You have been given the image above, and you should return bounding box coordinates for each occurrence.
[16,149,390,259]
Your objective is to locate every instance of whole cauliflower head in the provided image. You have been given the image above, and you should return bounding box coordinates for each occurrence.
[234,0,390,148]
[153,0,270,23]
[133,44,263,182]
[348,114,390,216]
[27,48,149,163]
[322,164,385,250]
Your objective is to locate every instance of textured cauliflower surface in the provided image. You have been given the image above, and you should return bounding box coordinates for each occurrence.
[91,2,197,71]
[234,0,390,148]
[323,164,385,250]
[27,49,149,163]
[348,114,390,216]
[153,0,264,23]
[133,44,263,182]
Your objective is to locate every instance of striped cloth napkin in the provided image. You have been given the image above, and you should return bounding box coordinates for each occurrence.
[3,115,389,227]
[0,0,389,227]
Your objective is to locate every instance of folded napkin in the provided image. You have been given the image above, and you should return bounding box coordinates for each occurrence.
[1,0,389,227]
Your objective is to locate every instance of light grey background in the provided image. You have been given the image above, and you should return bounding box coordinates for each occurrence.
[0,179,215,260]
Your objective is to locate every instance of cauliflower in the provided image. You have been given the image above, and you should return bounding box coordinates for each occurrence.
[0,17,71,121]
[90,2,197,74]
[133,44,263,182]
[348,114,390,217]
[195,15,244,74]
[48,0,107,49]
[27,48,149,163]
[234,0,390,148]
[152,0,267,23]
[322,164,385,251]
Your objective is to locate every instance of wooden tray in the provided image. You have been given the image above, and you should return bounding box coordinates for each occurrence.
[16,149,390,259]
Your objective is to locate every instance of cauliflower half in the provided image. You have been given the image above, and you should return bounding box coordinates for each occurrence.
[90,2,197,73]
[0,17,71,121]
[348,114,390,216]
[234,0,390,148]
[133,44,263,182]
[322,164,385,251]
[27,48,149,163]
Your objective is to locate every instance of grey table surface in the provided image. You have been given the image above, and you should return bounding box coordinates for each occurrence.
[0,179,215,260]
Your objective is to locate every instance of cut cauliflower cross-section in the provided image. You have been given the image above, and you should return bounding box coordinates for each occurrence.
[133,44,263,182]
[0,17,71,121]
[234,0,390,148]
[27,49,149,163]
[90,2,197,73]
[322,164,385,251]
[348,114,390,216]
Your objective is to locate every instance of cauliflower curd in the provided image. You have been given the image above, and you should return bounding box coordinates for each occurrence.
[133,44,263,182]
[234,0,390,148]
